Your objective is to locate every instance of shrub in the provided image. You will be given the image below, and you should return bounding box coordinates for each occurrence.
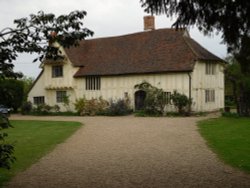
[165,112,181,117]
[83,98,98,115]
[171,90,192,115]
[0,114,15,169]
[85,97,109,116]
[105,99,132,116]
[21,102,61,115]
[225,98,235,107]
[33,104,52,115]
[222,112,240,118]
[62,95,71,111]
[74,98,86,115]
[0,79,24,112]
[52,111,78,116]
[75,97,109,116]
[134,110,147,117]
[52,105,60,112]
[21,101,32,115]
[134,81,167,115]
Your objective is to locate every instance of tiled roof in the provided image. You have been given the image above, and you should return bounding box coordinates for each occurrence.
[63,28,222,77]
[184,37,222,61]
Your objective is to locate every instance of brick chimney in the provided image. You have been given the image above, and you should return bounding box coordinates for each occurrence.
[144,15,155,31]
[49,31,57,46]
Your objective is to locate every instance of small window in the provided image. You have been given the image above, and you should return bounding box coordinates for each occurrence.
[56,91,67,103]
[205,89,215,103]
[85,76,101,90]
[33,96,45,105]
[124,92,128,98]
[164,92,171,104]
[205,63,215,75]
[52,65,63,77]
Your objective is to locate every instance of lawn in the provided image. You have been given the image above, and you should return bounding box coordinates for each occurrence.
[198,117,250,173]
[0,120,81,187]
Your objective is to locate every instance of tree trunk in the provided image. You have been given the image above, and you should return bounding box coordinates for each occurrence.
[231,81,240,114]
[238,85,250,116]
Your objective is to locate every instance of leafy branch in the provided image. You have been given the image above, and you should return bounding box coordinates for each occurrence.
[0,10,94,79]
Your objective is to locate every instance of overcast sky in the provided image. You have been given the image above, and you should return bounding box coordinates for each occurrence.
[0,0,228,78]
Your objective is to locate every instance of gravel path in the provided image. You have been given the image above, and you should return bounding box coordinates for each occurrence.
[6,115,250,188]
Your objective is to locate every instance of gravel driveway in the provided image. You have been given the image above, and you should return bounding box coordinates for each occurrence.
[7,115,250,188]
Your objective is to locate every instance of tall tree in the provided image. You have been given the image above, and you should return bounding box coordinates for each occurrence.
[225,56,250,116]
[0,79,24,111]
[19,76,35,102]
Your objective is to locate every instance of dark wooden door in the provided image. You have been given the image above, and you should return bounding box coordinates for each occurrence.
[135,90,146,110]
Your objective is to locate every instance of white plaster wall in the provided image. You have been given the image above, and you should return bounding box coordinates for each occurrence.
[192,61,224,112]
[43,63,79,90]
[28,58,224,112]
[74,73,190,111]
[28,45,79,111]
[28,71,46,103]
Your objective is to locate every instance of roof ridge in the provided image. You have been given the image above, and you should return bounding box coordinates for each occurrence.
[83,28,184,42]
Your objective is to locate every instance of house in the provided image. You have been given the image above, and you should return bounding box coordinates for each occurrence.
[28,16,225,112]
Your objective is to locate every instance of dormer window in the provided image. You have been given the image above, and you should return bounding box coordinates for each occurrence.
[52,65,63,77]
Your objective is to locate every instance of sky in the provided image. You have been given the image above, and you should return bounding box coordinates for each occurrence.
[0,0,228,78]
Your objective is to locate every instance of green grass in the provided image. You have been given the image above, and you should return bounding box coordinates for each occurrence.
[198,117,250,173]
[0,120,81,186]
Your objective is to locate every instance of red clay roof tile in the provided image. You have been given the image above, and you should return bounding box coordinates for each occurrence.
[63,28,222,77]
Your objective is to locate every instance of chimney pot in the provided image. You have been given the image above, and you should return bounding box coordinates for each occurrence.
[50,31,57,38]
[49,31,57,46]
[144,16,155,31]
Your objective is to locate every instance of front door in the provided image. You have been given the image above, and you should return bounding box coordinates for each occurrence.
[135,90,146,110]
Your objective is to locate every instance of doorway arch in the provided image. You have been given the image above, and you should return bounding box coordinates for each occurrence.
[134,90,146,111]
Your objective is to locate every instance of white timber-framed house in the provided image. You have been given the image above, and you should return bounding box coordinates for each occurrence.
[28,16,225,112]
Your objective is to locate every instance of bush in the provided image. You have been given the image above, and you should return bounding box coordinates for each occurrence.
[0,114,15,169]
[134,110,147,117]
[74,97,109,116]
[74,98,86,115]
[50,111,78,116]
[105,99,132,116]
[74,97,131,116]
[171,90,192,115]
[21,101,32,115]
[134,81,167,115]
[225,98,235,107]
[0,79,24,112]
[52,105,60,112]
[83,99,98,115]
[33,104,52,115]
[222,112,240,118]
[21,103,61,115]
[165,112,181,117]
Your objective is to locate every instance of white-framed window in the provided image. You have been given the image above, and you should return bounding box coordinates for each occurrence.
[205,63,216,75]
[205,89,215,103]
[33,96,45,105]
[52,65,63,77]
[56,91,67,103]
[85,76,101,90]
